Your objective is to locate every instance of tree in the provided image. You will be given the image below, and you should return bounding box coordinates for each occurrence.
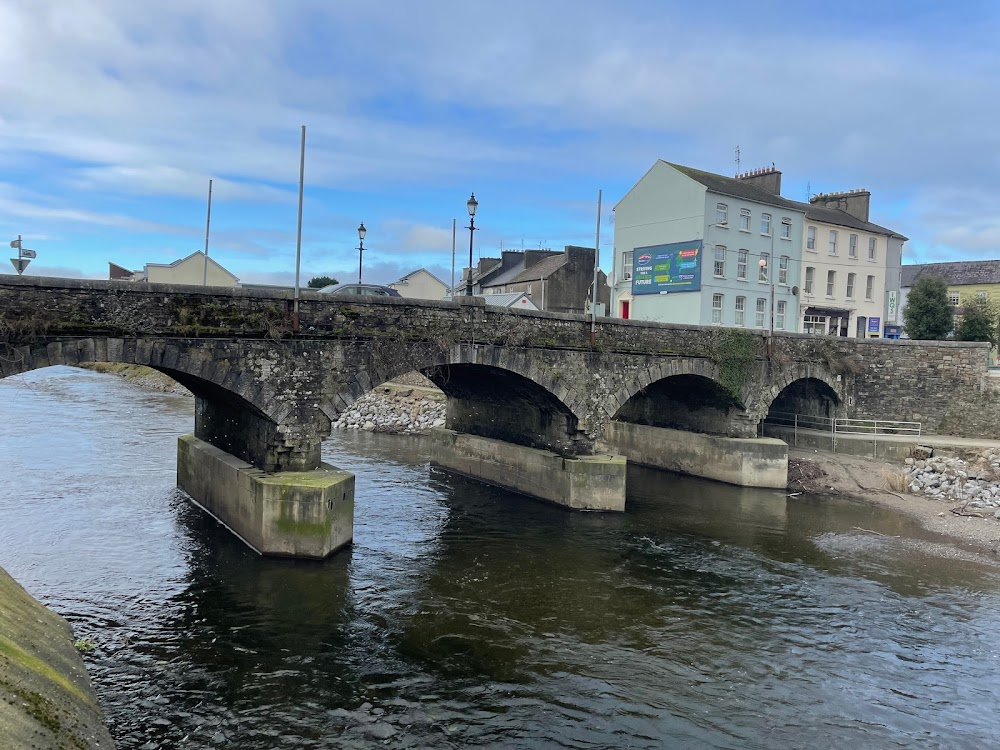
[902,276,953,340]
[956,294,999,345]
[308,276,338,289]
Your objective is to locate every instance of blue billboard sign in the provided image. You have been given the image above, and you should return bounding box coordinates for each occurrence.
[867,317,881,333]
[632,240,702,295]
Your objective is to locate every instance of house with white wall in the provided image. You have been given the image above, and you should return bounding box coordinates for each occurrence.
[388,268,448,300]
[795,190,907,337]
[612,162,806,331]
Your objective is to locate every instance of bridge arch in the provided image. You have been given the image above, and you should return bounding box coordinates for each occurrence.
[610,358,753,437]
[0,337,308,471]
[324,343,593,455]
[758,363,844,425]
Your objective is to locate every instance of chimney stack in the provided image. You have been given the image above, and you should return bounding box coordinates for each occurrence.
[809,188,871,222]
[735,164,782,196]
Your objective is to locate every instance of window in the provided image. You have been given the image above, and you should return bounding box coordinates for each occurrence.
[737,249,748,280]
[755,298,767,328]
[803,314,827,334]
[826,270,836,297]
[735,296,746,326]
[948,290,960,306]
[846,273,856,299]
[868,237,877,261]
[977,291,990,300]
[761,213,771,235]
[714,245,726,277]
[828,230,838,255]
[805,266,815,295]
[849,234,858,258]
[716,203,728,225]
[776,301,786,330]
[739,209,751,232]
[778,256,789,285]
[867,275,876,301]
[807,226,817,251]
[712,293,724,324]
[780,219,792,239]
[759,252,770,282]
[622,250,633,281]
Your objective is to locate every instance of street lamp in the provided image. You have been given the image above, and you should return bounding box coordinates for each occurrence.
[465,193,478,296]
[758,257,774,333]
[357,222,366,285]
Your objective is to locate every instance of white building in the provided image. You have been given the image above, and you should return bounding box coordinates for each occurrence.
[388,268,449,300]
[109,251,239,286]
[795,190,907,338]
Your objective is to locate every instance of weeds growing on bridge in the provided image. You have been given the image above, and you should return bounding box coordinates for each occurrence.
[709,329,756,399]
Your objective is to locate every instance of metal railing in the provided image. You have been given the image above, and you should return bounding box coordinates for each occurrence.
[763,411,922,456]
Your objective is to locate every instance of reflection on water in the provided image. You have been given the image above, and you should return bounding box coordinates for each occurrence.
[2,367,1000,749]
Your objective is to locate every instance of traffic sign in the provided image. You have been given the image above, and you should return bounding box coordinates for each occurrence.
[20,248,36,258]
[9,239,20,250]
[10,257,30,274]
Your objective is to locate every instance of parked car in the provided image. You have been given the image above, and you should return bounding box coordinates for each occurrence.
[316,283,401,297]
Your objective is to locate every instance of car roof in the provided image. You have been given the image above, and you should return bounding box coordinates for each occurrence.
[316,283,401,296]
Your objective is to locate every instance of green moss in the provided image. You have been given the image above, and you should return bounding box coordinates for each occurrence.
[274,517,333,537]
[0,635,91,705]
[709,328,756,399]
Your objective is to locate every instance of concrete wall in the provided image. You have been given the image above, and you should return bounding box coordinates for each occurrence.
[603,421,788,489]
[0,566,114,749]
[177,435,354,558]
[429,429,627,511]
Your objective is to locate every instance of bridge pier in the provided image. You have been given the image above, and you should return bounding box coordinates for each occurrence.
[429,429,627,511]
[177,435,355,558]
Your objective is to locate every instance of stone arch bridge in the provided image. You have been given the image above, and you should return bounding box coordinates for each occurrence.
[1,277,995,557]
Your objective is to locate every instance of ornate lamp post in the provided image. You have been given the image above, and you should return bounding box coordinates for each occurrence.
[758,257,774,333]
[465,193,478,296]
[357,222,366,285]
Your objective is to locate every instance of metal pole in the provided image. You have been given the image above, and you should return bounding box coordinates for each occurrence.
[294,125,305,332]
[202,179,213,286]
[358,237,364,285]
[451,219,456,298]
[591,189,602,344]
[466,215,475,296]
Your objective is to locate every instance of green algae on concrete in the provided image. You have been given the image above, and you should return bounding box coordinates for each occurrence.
[0,566,115,749]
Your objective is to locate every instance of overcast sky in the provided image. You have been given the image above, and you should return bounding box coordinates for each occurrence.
[1,0,998,286]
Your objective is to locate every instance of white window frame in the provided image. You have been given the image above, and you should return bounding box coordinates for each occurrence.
[826,270,836,297]
[846,272,856,299]
[759,252,770,282]
[948,290,960,306]
[776,300,786,330]
[739,209,751,232]
[737,249,748,280]
[807,226,816,251]
[622,250,633,281]
[780,219,792,240]
[716,203,729,226]
[778,256,789,285]
[712,293,724,324]
[867,275,876,301]
[804,266,815,295]
[849,234,858,258]
[868,237,877,261]
[735,296,746,326]
[828,230,838,255]
[755,297,767,328]
[761,213,771,236]
[714,245,726,278]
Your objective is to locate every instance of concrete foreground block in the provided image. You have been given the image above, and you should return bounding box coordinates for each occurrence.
[177,434,354,558]
[429,428,626,511]
[603,422,787,488]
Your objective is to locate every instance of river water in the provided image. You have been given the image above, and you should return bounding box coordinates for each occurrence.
[2,367,1000,749]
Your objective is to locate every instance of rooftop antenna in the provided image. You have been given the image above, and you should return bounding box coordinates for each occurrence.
[735,145,741,176]
[806,181,812,200]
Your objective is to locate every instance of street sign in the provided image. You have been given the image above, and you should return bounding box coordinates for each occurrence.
[10,258,30,274]
[20,247,36,258]
[9,239,20,250]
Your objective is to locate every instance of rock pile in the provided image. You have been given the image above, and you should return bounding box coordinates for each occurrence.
[332,386,446,434]
[903,449,1000,517]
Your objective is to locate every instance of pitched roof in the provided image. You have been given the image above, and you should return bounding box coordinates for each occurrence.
[666,162,805,212]
[482,292,538,309]
[392,267,446,286]
[901,260,1000,288]
[505,253,568,284]
[791,201,907,240]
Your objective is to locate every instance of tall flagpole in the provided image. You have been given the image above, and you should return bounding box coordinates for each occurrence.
[202,179,213,286]
[451,218,456,297]
[294,125,306,332]
[591,189,602,344]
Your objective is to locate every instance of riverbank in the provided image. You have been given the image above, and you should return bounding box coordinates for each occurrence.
[789,448,1000,555]
[78,362,191,395]
[0,566,115,749]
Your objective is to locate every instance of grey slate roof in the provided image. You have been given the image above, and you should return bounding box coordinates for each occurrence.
[666,162,805,212]
[506,254,568,284]
[901,260,1000,288]
[791,201,908,240]
[482,292,538,308]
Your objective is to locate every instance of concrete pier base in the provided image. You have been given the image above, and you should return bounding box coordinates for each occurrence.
[429,428,627,511]
[603,422,787,489]
[177,435,355,559]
